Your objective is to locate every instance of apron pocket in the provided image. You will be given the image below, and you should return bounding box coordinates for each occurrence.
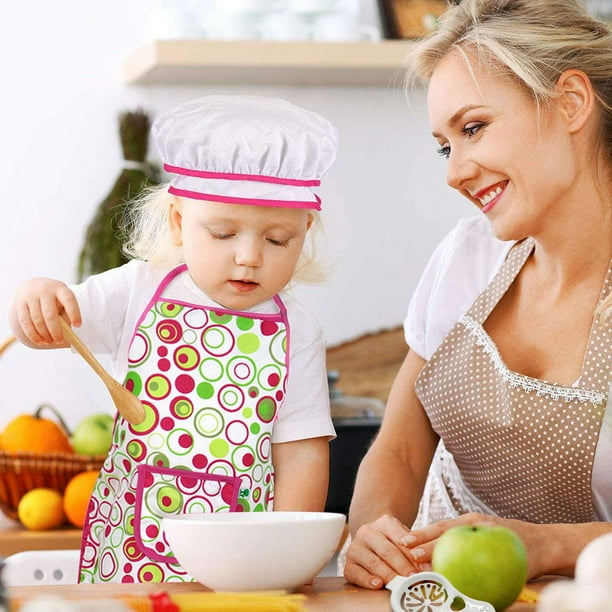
[134,464,241,563]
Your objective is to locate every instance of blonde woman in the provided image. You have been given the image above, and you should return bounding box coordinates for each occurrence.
[345,0,612,589]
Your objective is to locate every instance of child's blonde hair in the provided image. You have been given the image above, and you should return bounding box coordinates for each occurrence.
[122,184,329,286]
[404,0,612,320]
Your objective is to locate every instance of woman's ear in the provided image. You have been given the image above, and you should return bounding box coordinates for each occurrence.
[555,69,595,133]
[168,198,184,246]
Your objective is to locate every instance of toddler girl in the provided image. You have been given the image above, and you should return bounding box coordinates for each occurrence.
[9,95,338,583]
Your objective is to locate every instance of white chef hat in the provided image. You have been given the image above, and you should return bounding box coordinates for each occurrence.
[152,95,338,210]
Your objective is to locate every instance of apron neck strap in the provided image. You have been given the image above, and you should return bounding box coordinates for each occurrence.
[580,258,612,392]
[466,238,535,324]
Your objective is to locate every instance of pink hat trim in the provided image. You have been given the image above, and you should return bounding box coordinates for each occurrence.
[168,186,322,210]
[164,164,321,187]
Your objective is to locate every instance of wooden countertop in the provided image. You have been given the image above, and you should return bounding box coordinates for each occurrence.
[0,524,82,557]
[6,576,548,611]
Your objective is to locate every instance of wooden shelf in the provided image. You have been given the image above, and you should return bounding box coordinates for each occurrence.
[123,39,414,87]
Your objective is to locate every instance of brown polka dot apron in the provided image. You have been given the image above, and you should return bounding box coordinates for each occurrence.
[414,240,611,526]
[79,264,289,582]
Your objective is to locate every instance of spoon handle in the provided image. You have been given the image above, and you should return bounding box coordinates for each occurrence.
[0,335,16,356]
[59,318,117,388]
[59,318,145,425]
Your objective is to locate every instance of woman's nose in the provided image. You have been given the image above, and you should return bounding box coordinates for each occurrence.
[446,149,478,191]
[234,238,262,267]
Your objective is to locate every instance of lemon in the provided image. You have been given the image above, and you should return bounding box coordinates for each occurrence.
[18,488,65,530]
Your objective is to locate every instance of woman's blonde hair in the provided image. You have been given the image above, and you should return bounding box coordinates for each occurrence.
[405,0,612,319]
[122,183,329,286]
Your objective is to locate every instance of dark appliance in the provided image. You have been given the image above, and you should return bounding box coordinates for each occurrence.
[325,371,384,515]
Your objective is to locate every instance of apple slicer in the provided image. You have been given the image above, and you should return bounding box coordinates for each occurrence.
[387,572,495,612]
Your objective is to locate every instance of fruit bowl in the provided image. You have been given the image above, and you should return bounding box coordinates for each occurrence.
[163,511,346,591]
[0,450,105,520]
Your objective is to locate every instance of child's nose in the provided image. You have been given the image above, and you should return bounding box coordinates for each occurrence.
[234,238,262,267]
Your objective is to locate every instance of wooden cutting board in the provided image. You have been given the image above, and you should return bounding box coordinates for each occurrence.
[326,326,406,404]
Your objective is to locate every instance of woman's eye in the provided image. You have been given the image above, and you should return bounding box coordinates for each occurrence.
[436,145,451,159]
[463,122,484,137]
[436,122,485,158]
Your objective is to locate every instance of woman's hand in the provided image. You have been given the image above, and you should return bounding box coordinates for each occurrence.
[9,278,81,347]
[343,512,545,590]
[346,511,612,588]
[396,513,612,581]
[343,514,426,589]
[344,350,438,589]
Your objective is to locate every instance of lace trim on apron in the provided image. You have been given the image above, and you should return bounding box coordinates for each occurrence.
[413,442,496,530]
[461,315,607,405]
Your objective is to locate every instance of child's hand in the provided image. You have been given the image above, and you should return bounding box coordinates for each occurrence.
[9,278,81,348]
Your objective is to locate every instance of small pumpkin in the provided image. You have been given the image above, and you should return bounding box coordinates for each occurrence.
[0,403,73,454]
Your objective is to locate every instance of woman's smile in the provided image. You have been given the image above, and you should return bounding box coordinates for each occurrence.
[475,181,508,213]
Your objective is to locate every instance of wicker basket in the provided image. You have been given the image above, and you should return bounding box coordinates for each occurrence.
[0,450,105,520]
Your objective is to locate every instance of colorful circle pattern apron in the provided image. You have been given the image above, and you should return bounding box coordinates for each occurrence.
[414,240,611,526]
[79,265,289,582]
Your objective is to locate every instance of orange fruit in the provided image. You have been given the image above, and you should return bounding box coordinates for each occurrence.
[0,403,73,454]
[63,470,99,528]
[18,488,65,530]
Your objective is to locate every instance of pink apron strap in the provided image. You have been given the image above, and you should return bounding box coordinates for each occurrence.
[132,264,188,333]
[272,294,290,415]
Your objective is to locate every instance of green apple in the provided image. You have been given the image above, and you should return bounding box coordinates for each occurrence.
[432,525,528,611]
[71,413,115,455]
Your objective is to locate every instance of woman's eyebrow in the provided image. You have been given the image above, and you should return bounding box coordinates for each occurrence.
[431,104,486,138]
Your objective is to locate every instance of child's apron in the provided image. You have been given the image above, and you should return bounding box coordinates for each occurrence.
[414,239,611,526]
[78,264,290,582]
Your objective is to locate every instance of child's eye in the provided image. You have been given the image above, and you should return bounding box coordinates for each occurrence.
[209,230,234,240]
[436,145,451,159]
[267,237,290,247]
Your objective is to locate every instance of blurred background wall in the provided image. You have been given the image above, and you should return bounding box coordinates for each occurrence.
[0,0,472,427]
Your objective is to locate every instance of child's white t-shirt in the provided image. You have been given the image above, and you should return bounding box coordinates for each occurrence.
[403,214,612,521]
[70,260,335,444]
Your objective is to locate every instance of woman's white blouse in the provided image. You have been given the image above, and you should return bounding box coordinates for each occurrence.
[404,215,612,521]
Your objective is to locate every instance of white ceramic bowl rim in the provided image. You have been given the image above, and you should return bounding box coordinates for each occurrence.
[164,510,345,525]
[163,511,346,591]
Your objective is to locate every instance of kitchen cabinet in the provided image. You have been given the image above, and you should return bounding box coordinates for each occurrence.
[123,39,414,86]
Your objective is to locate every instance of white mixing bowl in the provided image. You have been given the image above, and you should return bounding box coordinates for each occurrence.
[163,511,346,591]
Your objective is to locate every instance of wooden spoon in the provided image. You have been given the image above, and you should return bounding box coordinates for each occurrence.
[0,335,16,357]
[59,318,146,425]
